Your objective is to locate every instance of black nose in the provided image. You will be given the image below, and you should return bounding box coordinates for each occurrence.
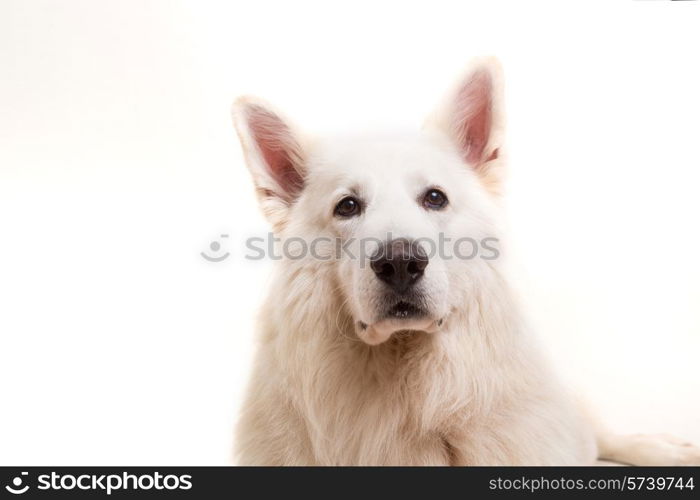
[370,239,429,294]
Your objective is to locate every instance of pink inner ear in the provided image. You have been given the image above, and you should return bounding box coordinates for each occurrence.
[247,105,304,202]
[455,69,493,166]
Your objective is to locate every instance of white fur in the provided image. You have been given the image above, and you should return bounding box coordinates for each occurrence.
[231,58,700,466]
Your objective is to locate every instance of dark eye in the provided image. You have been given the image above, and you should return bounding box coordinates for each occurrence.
[334,196,361,217]
[423,188,448,210]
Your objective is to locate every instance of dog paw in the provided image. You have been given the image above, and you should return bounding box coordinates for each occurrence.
[630,433,700,466]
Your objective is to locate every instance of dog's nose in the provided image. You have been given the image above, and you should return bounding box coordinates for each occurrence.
[370,239,429,293]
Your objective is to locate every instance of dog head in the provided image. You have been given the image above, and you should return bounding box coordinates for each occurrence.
[233,58,505,345]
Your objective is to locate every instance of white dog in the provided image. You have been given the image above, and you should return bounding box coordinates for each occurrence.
[231,58,700,465]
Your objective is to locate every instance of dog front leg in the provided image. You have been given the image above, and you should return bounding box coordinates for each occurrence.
[596,431,700,466]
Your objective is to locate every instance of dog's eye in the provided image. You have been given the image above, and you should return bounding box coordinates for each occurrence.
[334,196,361,217]
[422,189,448,210]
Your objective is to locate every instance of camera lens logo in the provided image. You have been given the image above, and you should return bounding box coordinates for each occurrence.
[5,472,29,495]
[201,234,230,262]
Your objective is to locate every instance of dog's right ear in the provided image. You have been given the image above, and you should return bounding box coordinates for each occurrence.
[231,97,306,227]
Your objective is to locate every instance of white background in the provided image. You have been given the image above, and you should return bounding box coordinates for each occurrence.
[1,0,698,465]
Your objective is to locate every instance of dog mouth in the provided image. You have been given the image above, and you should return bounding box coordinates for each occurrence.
[386,301,425,319]
[355,298,444,346]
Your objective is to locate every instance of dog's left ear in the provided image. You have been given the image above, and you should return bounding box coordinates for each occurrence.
[426,57,505,192]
